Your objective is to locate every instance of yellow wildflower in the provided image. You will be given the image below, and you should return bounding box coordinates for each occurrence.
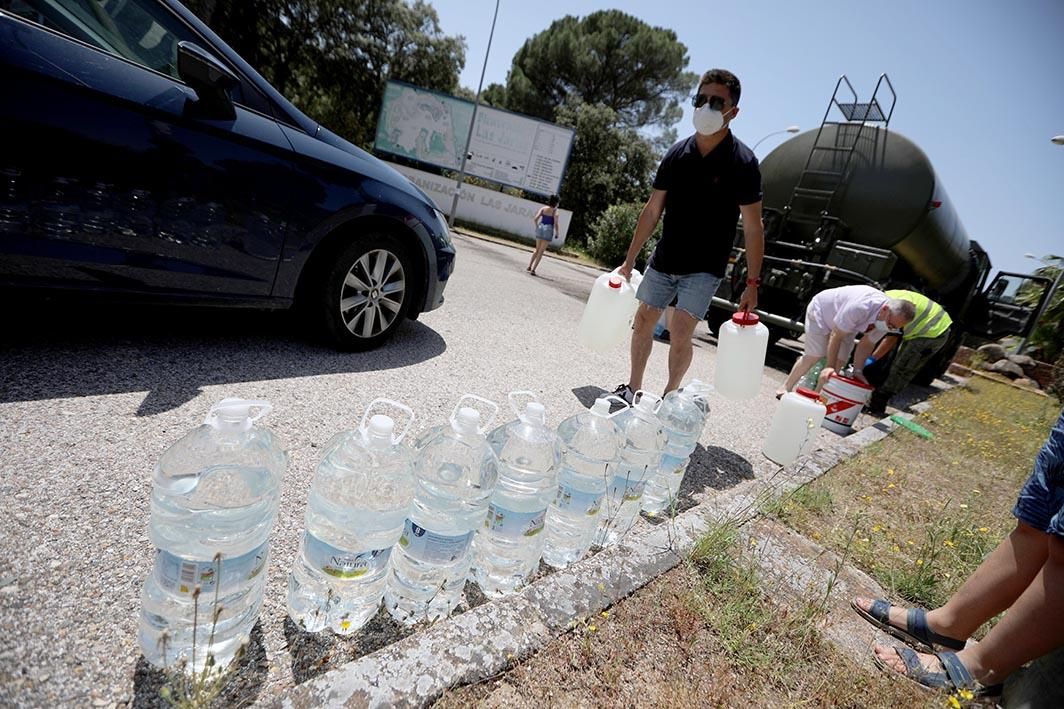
[978,527,989,533]
[944,540,955,548]
[916,559,924,566]
[948,694,962,709]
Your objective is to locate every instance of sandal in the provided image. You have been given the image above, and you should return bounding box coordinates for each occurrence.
[851,599,966,651]
[874,647,1002,697]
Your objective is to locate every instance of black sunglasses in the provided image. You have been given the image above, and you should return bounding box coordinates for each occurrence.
[691,94,726,110]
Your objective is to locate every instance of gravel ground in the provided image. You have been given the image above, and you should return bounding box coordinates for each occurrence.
[0,233,864,707]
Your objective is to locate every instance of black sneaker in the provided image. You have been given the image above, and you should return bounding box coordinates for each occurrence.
[611,383,635,405]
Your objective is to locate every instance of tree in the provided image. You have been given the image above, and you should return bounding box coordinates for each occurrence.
[183,0,465,148]
[503,10,697,131]
[554,101,657,245]
[1019,262,1064,362]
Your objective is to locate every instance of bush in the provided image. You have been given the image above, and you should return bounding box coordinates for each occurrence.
[586,202,661,269]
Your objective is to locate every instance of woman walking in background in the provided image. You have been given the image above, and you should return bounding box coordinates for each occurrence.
[528,195,559,275]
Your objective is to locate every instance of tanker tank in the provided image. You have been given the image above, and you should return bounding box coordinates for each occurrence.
[760,125,972,295]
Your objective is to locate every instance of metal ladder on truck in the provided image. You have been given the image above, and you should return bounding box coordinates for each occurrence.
[779,74,896,243]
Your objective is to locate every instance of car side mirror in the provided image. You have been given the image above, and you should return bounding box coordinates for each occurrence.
[177,41,238,120]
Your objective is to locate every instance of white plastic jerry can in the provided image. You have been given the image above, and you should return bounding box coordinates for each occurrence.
[714,311,769,401]
[577,268,643,353]
[762,387,827,466]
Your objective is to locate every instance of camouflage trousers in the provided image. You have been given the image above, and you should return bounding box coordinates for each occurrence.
[877,329,951,398]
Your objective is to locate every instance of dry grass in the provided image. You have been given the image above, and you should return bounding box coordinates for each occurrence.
[435,521,925,709]
[764,377,1060,611]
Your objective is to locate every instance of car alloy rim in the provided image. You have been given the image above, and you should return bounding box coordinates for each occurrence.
[339,248,406,338]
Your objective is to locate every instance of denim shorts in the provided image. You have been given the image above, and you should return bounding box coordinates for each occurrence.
[635,266,721,319]
[535,224,554,241]
[1013,411,1064,538]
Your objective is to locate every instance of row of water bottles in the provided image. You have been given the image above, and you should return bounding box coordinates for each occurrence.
[138,384,712,670]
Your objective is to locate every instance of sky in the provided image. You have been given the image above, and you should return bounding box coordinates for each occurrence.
[427,0,1064,277]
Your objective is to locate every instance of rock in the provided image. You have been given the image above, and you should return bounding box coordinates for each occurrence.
[1008,354,1037,371]
[989,360,1025,379]
[977,343,1008,362]
[1015,377,1042,390]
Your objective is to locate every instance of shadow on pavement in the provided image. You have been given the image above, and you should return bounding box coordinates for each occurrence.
[132,622,267,708]
[282,609,415,687]
[0,301,446,414]
[678,444,755,506]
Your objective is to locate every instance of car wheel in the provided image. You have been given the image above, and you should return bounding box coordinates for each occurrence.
[318,234,414,351]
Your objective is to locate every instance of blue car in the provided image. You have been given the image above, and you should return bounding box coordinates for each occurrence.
[0,0,455,350]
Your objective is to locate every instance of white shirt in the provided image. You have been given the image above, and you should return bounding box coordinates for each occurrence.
[808,285,887,334]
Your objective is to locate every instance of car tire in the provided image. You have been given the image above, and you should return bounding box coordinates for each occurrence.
[316,233,414,351]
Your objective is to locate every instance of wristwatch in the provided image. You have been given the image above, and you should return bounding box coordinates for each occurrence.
[745,276,762,287]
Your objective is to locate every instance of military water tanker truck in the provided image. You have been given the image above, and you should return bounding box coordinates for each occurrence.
[710,74,1051,383]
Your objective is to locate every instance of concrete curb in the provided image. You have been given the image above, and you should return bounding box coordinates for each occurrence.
[274,415,907,708]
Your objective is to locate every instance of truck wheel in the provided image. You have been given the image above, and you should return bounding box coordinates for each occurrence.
[315,234,413,351]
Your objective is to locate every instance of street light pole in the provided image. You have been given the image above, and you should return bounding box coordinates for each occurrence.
[447,0,501,229]
[751,125,800,153]
[1016,254,1064,355]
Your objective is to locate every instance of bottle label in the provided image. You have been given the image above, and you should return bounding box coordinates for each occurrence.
[397,519,473,564]
[553,483,604,517]
[483,503,547,539]
[155,540,268,595]
[607,474,646,503]
[302,532,391,579]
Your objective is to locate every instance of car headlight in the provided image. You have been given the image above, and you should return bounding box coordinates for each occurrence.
[433,208,453,246]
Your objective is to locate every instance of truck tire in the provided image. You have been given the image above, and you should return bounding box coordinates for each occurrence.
[314,233,414,351]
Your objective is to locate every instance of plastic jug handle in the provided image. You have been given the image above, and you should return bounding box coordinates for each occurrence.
[634,389,663,413]
[600,395,631,418]
[506,390,540,417]
[452,394,500,434]
[360,398,415,444]
[204,398,272,427]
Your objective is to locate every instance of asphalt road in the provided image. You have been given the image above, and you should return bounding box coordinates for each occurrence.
[0,232,852,707]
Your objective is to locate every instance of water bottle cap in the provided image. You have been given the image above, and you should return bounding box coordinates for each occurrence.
[367,414,395,438]
[522,401,546,424]
[731,311,760,326]
[590,398,611,416]
[608,276,622,289]
[205,398,271,431]
[453,406,481,432]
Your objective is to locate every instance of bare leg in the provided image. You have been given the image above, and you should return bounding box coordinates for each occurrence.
[629,303,660,392]
[665,309,698,393]
[781,354,821,394]
[530,241,548,271]
[929,522,1049,638]
[855,522,1049,641]
[873,533,1064,687]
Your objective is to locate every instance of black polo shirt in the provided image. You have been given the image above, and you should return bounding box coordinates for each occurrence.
[649,131,762,276]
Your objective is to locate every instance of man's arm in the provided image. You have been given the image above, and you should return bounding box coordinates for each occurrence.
[737,201,764,312]
[620,189,666,280]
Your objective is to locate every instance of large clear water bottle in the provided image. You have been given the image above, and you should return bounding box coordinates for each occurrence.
[139,399,287,671]
[384,395,499,624]
[641,385,711,516]
[542,396,626,569]
[593,392,665,547]
[679,378,714,423]
[471,392,560,596]
[287,399,415,634]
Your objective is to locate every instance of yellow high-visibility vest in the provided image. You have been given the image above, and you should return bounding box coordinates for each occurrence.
[886,289,952,340]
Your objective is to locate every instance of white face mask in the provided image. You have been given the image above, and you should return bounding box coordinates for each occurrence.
[873,318,890,333]
[692,105,727,136]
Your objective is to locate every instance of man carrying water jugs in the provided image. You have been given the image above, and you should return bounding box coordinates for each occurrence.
[613,68,765,403]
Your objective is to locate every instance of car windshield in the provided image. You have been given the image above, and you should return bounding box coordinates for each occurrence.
[4,0,188,79]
